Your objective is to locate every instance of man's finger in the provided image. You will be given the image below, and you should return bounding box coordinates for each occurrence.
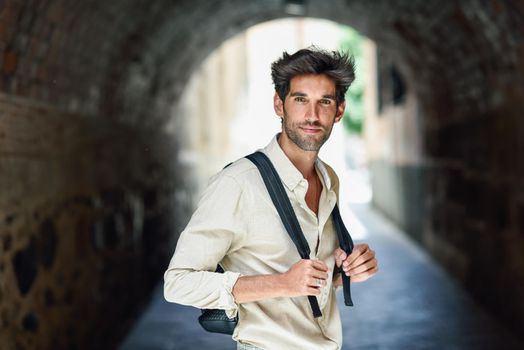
[350,265,379,283]
[343,249,375,271]
[310,270,329,281]
[335,247,346,257]
[346,258,377,276]
[306,287,321,296]
[343,244,371,269]
[311,259,329,272]
[307,276,326,287]
[334,248,347,267]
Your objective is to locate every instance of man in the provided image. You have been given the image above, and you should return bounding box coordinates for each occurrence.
[164,47,378,349]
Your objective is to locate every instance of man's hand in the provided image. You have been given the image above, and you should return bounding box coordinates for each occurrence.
[232,259,329,303]
[281,259,329,297]
[334,244,378,286]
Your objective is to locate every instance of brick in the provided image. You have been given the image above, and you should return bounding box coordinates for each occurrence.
[2,50,17,75]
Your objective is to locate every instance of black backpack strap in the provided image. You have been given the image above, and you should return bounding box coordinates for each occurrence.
[245,151,322,318]
[332,204,354,306]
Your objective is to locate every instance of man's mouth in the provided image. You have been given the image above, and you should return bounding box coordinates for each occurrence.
[300,126,322,134]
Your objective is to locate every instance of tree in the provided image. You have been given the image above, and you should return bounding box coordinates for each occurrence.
[339,26,365,135]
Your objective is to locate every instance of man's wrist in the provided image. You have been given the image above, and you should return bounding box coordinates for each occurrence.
[274,272,289,297]
[233,272,290,303]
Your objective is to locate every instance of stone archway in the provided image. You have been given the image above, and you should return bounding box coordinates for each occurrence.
[1,1,523,348]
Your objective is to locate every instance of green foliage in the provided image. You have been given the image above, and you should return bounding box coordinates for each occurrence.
[338,26,365,135]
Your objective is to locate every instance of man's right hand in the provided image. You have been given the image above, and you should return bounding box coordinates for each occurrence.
[232,259,329,304]
[281,259,329,297]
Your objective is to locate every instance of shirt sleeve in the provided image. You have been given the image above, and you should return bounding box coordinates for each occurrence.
[163,172,247,318]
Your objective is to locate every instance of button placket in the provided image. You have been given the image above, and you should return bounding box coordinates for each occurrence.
[294,180,317,221]
[316,189,336,255]
[292,184,319,258]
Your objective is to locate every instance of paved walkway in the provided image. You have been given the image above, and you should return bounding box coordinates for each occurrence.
[119,203,522,350]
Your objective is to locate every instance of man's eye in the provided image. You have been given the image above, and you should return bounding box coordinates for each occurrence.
[320,99,332,105]
[294,97,306,102]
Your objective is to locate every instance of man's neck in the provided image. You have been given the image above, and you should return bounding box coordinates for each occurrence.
[277,133,318,179]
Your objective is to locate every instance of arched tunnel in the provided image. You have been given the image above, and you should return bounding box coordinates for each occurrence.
[1,0,524,349]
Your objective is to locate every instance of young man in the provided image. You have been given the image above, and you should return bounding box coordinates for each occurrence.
[164,47,378,349]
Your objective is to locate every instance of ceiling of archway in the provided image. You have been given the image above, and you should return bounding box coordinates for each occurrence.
[2,0,523,127]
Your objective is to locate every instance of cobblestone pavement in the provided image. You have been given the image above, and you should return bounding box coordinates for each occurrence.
[119,204,522,350]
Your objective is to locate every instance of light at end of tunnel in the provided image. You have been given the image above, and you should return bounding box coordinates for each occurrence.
[342,208,368,240]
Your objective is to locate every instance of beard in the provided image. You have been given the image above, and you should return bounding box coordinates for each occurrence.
[282,110,333,152]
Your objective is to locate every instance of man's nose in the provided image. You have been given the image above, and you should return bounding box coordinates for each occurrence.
[306,103,320,123]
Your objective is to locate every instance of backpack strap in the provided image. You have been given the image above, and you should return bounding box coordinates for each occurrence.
[246,151,355,310]
[332,204,354,306]
[245,151,322,318]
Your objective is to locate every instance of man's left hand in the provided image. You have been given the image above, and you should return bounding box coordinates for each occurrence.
[334,244,378,283]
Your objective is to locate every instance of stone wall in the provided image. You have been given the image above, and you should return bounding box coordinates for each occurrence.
[0,94,193,349]
[360,0,524,338]
[363,40,427,242]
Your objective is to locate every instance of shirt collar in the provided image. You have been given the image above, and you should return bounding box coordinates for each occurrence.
[261,133,333,192]
[315,158,333,191]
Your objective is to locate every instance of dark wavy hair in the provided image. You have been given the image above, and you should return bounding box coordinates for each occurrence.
[271,47,355,106]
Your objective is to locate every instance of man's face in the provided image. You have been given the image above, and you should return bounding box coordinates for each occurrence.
[274,74,345,152]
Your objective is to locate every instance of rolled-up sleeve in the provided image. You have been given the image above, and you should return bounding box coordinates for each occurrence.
[164,172,247,317]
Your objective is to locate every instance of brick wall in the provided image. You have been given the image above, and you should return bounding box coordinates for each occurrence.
[0,93,194,348]
[359,0,524,339]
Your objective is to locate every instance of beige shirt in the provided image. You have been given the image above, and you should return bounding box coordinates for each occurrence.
[164,135,344,349]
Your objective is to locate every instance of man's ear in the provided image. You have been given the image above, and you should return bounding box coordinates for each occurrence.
[335,101,346,123]
[273,92,284,117]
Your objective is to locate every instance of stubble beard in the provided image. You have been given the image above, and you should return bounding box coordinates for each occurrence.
[282,110,333,152]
